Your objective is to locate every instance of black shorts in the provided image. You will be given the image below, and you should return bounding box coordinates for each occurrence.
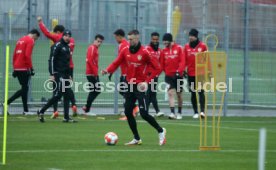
[87,76,101,92]
[188,76,205,92]
[165,75,184,92]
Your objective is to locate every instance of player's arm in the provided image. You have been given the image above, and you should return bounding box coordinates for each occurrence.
[177,46,186,76]
[25,40,34,69]
[86,46,97,73]
[145,50,161,83]
[159,50,165,71]
[102,49,125,75]
[182,46,188,77]
[37,17,60,42]
[69,38,75,54]
[49,43,61,75]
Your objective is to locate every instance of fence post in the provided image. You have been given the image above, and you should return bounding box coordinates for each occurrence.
[113,14,121,115]
[242,0,250,109]
[2,13,9,110]
[44,0,50,28]
[223,16,229,116]
[65,0,72,30]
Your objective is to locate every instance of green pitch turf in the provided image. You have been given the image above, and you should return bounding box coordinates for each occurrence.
[0,115,276,170]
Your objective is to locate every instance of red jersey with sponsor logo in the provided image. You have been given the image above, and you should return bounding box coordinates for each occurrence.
[183,41,208,76]
[118,39,129,75]
[86,44,99,76]
[39,21,75,68]
[160,43,185,77]
[145,45,162,76]
[106,45,161,83]
[13,35,34,71]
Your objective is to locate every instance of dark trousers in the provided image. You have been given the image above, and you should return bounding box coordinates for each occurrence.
[147,77,160,113]
[125,84,163,140]
[85,76,101,112]
[52,68,76,112]
[8,71,30,112]
[40,74,72,119]
[188,76,205,114]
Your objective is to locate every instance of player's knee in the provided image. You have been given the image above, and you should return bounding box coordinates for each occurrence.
[140,111,149,120]
[168,90,174,97]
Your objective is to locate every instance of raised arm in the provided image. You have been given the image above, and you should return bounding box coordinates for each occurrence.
[38,17,60,42]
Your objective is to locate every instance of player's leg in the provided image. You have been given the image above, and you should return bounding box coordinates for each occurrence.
[68,68,78,116]
[198,89,205,118]
[118,76,128,119]
[150,77,163,116]
[37,74,62,122]
[51,81,59,119]
[83,76,101,114]
[18,72,30,113]
[165,76,177,119]
[135,88,166,145]
[176,91,183,119]
[62,78,77,123]
[7,71,26,107]
[136,90,163,132]
[124,89,141,145]
[189,76,199,118]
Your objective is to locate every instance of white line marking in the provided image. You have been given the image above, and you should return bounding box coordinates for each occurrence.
[2,149,276,154]
[4,118,276,133]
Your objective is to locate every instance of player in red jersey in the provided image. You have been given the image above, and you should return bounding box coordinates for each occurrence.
[102,30,166,146]
[161,33,185,120]
[183,29,208,119]
[113,29,139,120]
[7,29,40,115]
[145,32,164,117]
[82,34,105,116]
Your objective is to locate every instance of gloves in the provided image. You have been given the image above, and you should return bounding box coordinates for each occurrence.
[12,71,17,78]
[108,73,113,81]
[183,71,188,79]
[175,72,182,80]
[29,68,35,76]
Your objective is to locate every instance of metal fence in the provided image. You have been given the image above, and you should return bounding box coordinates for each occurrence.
[1,0,276,115]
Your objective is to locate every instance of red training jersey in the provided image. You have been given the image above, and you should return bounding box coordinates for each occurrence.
[118,39,129,75]
[160,43,185,77]
[86,44,99,76]
[13,35,35,71]
[183,41,208,76]
[106,45,161,84]
[145,45,162,77]
[38,21,75,68]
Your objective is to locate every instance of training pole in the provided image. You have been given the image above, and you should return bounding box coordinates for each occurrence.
[2,45,10,165]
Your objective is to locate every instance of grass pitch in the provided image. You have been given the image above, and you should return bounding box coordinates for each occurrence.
[0,115,276,170]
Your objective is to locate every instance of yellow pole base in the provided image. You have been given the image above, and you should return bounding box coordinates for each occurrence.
[199,146,221,151]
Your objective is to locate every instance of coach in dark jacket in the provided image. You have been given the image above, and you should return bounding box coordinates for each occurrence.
[38,30,77,123]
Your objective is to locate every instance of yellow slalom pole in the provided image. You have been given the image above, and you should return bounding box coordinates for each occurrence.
[2,45,10,165]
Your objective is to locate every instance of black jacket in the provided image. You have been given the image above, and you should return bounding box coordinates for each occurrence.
[49,38,71,75]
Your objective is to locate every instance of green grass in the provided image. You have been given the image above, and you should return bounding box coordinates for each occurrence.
[0,115,276,170]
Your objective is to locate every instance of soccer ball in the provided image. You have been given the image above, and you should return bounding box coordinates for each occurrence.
[104,132,118,145]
